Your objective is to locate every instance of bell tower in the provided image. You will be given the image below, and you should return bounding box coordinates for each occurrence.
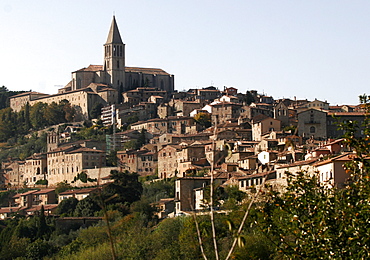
[104,16,125,98]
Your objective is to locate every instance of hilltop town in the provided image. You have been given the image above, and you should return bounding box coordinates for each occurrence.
[0,15,369,259]
[0,16,367,218]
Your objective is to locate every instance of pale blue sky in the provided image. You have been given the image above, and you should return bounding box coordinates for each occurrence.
[1,1,370,105]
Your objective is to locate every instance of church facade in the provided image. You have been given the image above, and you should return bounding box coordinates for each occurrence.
[10,16,174,119]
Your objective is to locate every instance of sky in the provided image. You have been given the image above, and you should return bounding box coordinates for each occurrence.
[1,1,370,105]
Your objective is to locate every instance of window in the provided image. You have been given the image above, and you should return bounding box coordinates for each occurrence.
[310,126,316,133]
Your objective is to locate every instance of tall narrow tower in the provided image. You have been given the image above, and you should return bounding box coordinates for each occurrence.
[104,16,125,97]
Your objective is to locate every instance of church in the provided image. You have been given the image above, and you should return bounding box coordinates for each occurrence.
[10,16,174,119]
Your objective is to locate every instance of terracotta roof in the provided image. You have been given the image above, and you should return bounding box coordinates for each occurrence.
[0,207,23,214]
[131,116,193,126]
[25,204,59,212]
[9,91,48,99]
[59,187,99,196]
[32,189,55,195]
[75,65,103,72]
[236,170,275,179]
[276,158,319,169]
[328,112,366,116]
[325,138,344,146]
[125,67,170,75]
[66,147,105,154]
[313,153,354,167]
[210,101,242,107]
[251,114,270,123]
[16,190,39,197]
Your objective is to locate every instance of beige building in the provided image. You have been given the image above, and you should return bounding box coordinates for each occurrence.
[9,16,174,119]
[9,92,49,112]
[122,87,168,106]
[251,116,281,141]
[32,189,57,205]
[171,100,203,117]
[297,109,327,139]
[210,101,243,125]
[131,116,195,135]
[313,153,352,189]
[58,187,99,201]
[2,160,25,188]
[157,145,181,179]
[23,153,47,186]
[175,174,228,212]
[47,144,106,186]
[117,149,158,176]
[176,144,206,177]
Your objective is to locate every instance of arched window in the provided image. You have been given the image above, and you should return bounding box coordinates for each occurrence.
[310,126,316,133]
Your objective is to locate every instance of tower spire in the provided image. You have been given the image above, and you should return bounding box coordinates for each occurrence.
[103,16,125,101]
[106,16,123,44]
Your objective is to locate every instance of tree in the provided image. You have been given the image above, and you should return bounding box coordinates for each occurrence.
[30,102,48,129]
[101,170,143,206]
[61,100,75,122]
[44,101,64,125]
[57,197,79,216]
[194,112,212,128]
[245,91,255,105]
[106,150,118,166]
[74,196,101,217]
[36,205,48,239]
[137,128,147,147]
[90,102,103,119]
[26,239,53,260]
[55,181,73,195]
[257,94,370,259]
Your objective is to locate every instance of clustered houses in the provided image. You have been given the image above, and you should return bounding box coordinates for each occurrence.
[1,16,368,218]
[123,87,365,214]
[0,187,101,219]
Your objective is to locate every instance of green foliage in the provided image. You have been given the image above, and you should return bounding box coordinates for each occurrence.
[0,86,26,110]
[0,99,75,143]
[55,181,73,195]
[57,197,79,216]
[73,122,107,142]
[126,114,139,125]
[0,236,30,260]
[257,94,370,259]
[142,178,175,203]
[74,196,101,217]
[0,190,15,207]
[130,199,158,226]
[244,91,256,105]
[89,102,103,119]
[123,139,138,150]
[74,171,88,183]
[35,179,48,185]
[101,170,143,207]
[194,112,212,128]
[106,149,118,166]
[26,238,55,260]
[283,125,296,132]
